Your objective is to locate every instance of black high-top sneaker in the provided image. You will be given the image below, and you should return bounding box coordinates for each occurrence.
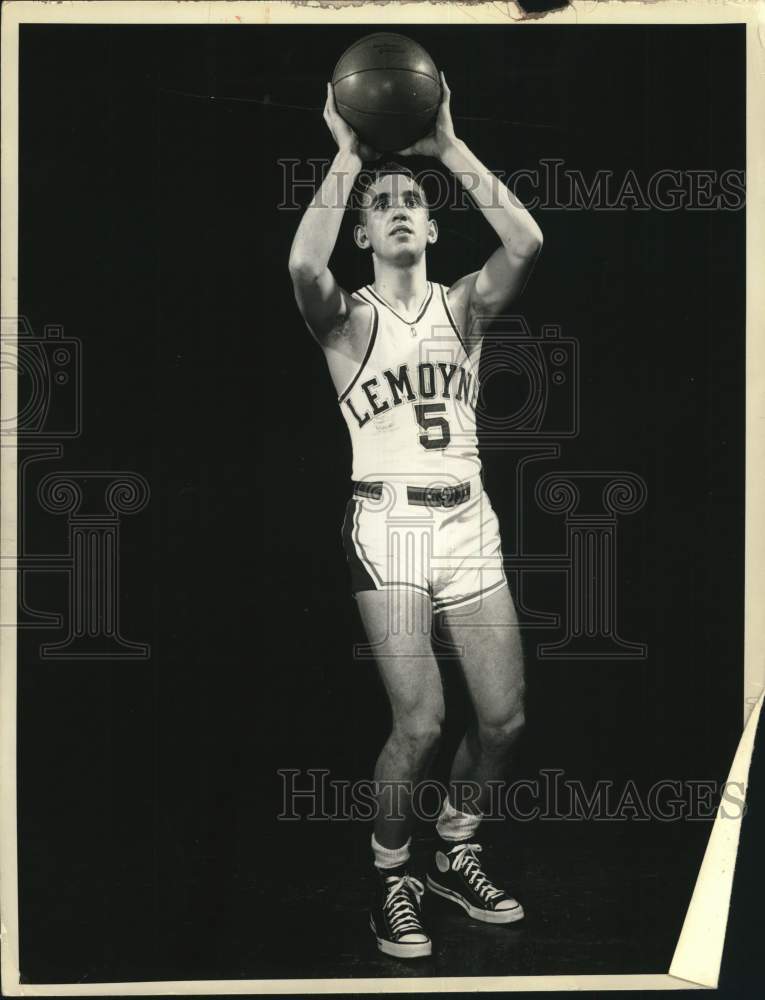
[427,840,524,924]
[370,864,432,958]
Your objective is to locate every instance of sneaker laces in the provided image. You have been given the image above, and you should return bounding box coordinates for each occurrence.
[448,843,504,902]
[382,874,425,937]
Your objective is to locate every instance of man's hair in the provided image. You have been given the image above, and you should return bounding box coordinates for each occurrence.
[353,162,430,224]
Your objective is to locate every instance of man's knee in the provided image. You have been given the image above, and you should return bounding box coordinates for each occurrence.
[478,695,525,752]
[393,711,444,755]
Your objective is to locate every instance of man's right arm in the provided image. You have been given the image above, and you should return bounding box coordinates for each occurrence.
[288,147,362,341]
[288,84,376,342]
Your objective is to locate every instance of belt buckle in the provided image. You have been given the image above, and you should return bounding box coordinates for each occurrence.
[441,485,456,508]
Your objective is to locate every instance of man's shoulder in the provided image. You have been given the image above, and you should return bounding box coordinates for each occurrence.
[347,288,375,311]
[433,279,471,302]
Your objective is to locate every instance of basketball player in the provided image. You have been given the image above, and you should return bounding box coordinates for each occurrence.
[288,75,543,959]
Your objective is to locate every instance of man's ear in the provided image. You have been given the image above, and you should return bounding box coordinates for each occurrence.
[354,224,371,250]
[427,218,439,245]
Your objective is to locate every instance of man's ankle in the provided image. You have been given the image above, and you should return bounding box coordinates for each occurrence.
[372,832,412,871]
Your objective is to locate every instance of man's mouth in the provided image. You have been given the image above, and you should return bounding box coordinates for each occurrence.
[389,224,413,236]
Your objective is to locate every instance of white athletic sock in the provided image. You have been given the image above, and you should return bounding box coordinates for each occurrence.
[372,833,411,870]
[436,797,482,843]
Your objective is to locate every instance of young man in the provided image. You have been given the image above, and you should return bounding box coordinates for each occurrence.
[288,75,543,959]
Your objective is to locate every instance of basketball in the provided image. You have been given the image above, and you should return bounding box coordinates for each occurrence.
[331,33,441,153]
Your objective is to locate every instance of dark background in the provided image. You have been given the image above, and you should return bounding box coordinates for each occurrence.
[16,23,745,984]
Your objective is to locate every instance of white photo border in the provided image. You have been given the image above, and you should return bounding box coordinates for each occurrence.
[1,1,763,994]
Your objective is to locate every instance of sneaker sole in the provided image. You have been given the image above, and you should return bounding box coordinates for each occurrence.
[426,875,525,925]
[369,916,432,958]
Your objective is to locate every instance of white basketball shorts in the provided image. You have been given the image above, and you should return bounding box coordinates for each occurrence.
[340,474,508,614]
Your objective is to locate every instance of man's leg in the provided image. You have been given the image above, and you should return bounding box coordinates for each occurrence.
[356,588,443,958]
[440,583,525,811]
[425,583,525,924]
[356,588,445,851]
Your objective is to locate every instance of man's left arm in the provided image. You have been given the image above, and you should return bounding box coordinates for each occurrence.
[397,75,543,347]
[442,135,543,318]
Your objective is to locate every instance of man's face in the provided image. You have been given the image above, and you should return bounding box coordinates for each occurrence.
[355,173,436,264]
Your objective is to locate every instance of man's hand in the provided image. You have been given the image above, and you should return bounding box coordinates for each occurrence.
[324,83,381,163]
[394,72,459,160]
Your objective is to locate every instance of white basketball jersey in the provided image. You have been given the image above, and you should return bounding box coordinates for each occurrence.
[338,281,481,483]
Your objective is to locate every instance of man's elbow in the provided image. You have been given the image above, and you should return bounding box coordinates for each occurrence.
[288,253,320,282]
[515,224,543,259]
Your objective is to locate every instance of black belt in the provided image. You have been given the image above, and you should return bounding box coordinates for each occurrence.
[352,480,472,509]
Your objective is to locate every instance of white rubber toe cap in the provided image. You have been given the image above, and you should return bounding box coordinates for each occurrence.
[495,897,521,911]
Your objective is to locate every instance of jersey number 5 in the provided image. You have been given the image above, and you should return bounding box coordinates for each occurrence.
[415,403,451,450]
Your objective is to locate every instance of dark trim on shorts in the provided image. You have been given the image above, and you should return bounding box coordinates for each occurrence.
[433,578,508,615]
[341,497,378,593]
